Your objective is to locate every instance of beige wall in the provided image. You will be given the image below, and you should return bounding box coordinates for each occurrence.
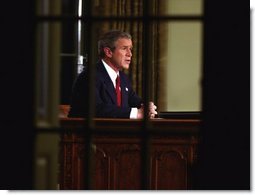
[163,0,203,111]
[166,0,203,15]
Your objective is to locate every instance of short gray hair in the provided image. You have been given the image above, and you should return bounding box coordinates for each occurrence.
[98,30,132,58]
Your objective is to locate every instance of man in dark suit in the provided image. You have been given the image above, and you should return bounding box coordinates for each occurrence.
[68,30,157,119]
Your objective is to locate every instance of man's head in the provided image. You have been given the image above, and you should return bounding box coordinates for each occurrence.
[98,30,133,72]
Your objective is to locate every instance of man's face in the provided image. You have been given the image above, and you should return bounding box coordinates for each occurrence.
[109,38,133,70]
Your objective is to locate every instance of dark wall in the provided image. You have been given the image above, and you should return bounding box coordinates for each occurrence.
[0,0,35,189]
[193,1,250,190]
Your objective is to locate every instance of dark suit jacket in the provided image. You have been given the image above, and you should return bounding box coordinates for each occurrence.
[68,60,142,118]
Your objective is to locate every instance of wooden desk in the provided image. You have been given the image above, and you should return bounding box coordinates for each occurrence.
[59,118,200,190]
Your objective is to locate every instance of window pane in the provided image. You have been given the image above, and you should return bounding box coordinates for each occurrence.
[157,0,203,16]
[36,0,63,16]
[35,22,62,127]
[35,133,60,189]
[162,22,203,111]
[91,0,142,17]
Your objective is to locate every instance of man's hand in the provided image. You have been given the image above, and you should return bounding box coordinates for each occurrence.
[148,101,157,119]
[137,102,157,119]
[137,106,144,119]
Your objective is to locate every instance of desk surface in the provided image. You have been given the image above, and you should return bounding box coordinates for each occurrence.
[60,118,201,134]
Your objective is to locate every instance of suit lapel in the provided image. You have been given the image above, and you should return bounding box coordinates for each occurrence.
[105,80,117,104]
[97,61,117,104]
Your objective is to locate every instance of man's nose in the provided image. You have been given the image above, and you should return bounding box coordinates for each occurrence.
[127,49,132,57]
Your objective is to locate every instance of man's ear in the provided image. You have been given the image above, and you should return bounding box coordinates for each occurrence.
[103,47,113,58]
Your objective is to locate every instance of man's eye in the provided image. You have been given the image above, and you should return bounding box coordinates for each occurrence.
[124,47,132,50]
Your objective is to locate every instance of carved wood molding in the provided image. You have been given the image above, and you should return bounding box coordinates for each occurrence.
[115,144,140,161]
[63,143,73,189]
[156,149,187,161]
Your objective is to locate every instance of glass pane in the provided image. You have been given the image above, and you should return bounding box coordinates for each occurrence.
[158,0,203,16]
[91,0,143,17]
[36,0,65,16]
[35,22,62,127]
[35,133,60,189]
[160,21,203,111]
[60,21,80,105]
[83,20,202,113]
[36,0,143,17]
[36,0,203,17]
[35,20,86,124]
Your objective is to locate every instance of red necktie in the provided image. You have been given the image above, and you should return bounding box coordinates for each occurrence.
[116,75,121,107]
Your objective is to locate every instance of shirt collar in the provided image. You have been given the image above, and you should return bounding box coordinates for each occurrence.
[102,59,119,87]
